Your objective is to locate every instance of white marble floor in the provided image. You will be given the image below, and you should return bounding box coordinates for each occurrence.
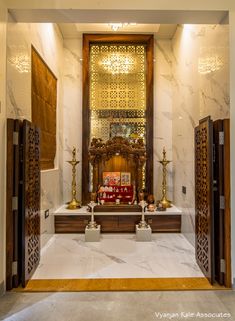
[32,233,203,279]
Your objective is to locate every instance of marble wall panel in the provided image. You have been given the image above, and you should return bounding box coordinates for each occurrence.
[6,22,64,247]
[62,38,83,204]
[62,38,174,204]
[40,170,61,248]
[172,24,229,246]
[154,40,174,201]
[5,22,229,252]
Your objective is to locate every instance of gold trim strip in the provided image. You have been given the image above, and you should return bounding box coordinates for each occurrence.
[13,278,229,292]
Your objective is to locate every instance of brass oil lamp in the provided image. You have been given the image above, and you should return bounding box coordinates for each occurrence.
[67,147,80,209]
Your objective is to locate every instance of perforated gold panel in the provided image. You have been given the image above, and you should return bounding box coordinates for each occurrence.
[89,43,146,143]
[90,44,146,111]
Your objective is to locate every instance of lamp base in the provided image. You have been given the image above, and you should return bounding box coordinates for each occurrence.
[138,220,148,229]
[160,197,172,208]
[67,198,81,209]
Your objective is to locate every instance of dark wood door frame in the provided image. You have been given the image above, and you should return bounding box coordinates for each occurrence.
[6,119,21,290]
[213,120,224,285]
[212,119,231,287]
[223,119,231,288]
[195,116,214,284]
[82,34,154,205]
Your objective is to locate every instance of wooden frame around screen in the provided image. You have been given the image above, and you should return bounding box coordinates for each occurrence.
[82,34,154,205]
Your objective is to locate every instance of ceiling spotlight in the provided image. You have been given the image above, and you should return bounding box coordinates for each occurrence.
[108,23,137,32]
[109,23,123,31]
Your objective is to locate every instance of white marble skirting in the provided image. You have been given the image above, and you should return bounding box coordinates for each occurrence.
[32,233,203,279]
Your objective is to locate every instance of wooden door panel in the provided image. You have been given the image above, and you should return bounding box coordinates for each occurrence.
[195,116,214,284]
[21,120,41,287]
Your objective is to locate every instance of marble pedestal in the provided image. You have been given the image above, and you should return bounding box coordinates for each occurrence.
[136,225,152,241]
[85,225,101,242]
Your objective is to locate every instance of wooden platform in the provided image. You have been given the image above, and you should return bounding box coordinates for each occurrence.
[54,205,182,233]
[55,214,181,233]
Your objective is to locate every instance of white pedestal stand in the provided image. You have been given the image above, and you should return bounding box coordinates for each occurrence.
[136,225,152,241]
[136,200,152,241]
[85,202,101,242]
[85,225,101,242]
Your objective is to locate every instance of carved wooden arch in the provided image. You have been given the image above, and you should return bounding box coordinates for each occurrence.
[89,136,147,194]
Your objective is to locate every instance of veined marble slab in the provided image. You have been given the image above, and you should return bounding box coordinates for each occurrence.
[32,233,203,279]
[54,204,182,216]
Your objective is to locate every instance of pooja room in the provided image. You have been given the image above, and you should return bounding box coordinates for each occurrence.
[5,14,231,289]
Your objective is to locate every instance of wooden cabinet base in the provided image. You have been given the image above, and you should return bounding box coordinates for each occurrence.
[55,214,181,233]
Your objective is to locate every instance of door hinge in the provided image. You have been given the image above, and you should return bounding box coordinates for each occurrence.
[220,195,225,210]
[13,131,19,145]
[12,196,18,211]
[12,261,18,276]
[220,259,226,273]
[219,131,224,145]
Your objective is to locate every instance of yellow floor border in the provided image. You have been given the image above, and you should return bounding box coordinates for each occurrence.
[13,278,229,292]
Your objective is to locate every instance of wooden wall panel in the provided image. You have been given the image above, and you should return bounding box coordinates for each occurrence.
[31,46,57,170]
[55,214,181,233]
[146,215,181,232]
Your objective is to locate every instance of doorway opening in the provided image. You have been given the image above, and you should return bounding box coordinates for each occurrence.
[5,13,232,291]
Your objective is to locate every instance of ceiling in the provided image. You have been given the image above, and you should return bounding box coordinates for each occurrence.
[9,9,228,24]
[57,23,178,39]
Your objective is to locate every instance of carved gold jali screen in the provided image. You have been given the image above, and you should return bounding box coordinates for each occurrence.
[89,44,146,143]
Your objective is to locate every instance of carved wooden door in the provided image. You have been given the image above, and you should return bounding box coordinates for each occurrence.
[195,116,214,284]
[21,120,41,287]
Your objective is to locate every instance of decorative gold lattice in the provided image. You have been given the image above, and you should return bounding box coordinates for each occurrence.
[90,44,146,111]
[88,42,147,192]
[89,43,147,143]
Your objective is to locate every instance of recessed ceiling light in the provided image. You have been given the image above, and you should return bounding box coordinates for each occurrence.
[108,23,137,31]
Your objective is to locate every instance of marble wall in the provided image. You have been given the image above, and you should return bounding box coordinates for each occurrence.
[6,21,64,247]
[172,24,229,245]
[154,40,173,200]
[62,38,174,203]
[62,38,83,203]
[5,22,230,251]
